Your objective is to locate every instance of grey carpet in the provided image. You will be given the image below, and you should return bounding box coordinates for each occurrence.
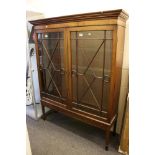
[27,111,121,155]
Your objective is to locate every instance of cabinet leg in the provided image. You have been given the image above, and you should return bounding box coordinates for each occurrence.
[53,110,58,113]
[113,119,117,136]
[41,105,46,120]
[105,129,110,151]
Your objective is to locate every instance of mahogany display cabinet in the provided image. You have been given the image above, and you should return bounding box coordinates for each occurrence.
[29,9,129,150]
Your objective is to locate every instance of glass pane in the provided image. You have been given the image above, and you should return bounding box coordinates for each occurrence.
[71,30,112,114]
[38,32,67,102]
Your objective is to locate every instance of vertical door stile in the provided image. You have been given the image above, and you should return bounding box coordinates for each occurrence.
[76,32,79,104]
[64,28,68,106]
[100,31,106,113]
[40,32,46,95]
[58,32,63,102]
[67,28,72,109]
[58,32,62,102]
[107,27,117,122]
[41,34,47,92]
[64,28,72,108]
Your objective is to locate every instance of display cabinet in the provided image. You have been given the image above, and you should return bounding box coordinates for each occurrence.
[29,9,128,150]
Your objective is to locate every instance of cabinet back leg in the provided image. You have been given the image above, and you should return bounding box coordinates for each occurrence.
[113,118,117,136]
[41,105,46,120]
[105,129,110,151]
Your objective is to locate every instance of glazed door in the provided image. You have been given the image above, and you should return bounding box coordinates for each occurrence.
[37,29,68,104]
[68,26,114,117]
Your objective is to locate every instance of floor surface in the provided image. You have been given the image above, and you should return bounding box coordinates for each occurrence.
[27,111,121,155]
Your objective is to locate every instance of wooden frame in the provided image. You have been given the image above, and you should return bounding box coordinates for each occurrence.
[30,9,128,151]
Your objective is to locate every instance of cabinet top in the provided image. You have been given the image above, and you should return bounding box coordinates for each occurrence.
[29,9,128,26]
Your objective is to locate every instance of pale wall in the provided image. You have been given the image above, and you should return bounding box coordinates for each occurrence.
[26,11,45,104]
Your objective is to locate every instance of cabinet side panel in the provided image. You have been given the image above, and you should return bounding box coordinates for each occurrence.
[107,26,126,122]
[113,26,126,118]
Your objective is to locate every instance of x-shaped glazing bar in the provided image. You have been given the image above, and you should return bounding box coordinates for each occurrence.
[47,68,61,97]
[83,39,105,75]
[42,40,57,71]
[79,77,95,101]
[83,76,100,109]
[47,40,59,69]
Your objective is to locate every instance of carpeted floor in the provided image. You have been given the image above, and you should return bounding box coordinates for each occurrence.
[27,111,121,155]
